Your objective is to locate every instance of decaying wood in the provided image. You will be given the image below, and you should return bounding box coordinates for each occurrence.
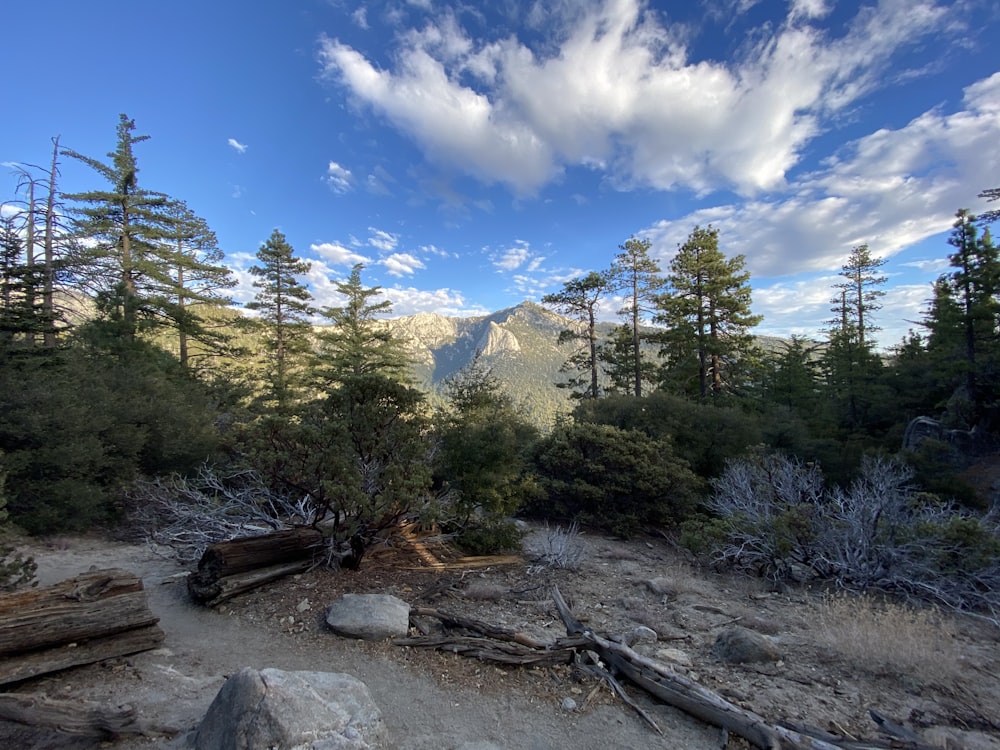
[187,527,322,606]
[0,692,172,738]
[400,586,939,749]
[188,559,313,607]
[0,569,164,687]
[1,625,164,687]
[0,569,154,657]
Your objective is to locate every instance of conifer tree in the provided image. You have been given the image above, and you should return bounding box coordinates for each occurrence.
[943,209,1000,416]
[63,115,180,343]
[162,199,236,368]
[542,271,610,399]
[608,237,665,397]
[316,263,409,383]
[245,228,314,408]
[656,225,761,399]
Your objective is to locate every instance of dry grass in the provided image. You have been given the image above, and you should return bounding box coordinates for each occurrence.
[813,592,960,681]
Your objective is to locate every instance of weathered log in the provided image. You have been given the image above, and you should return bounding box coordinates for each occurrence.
[188,559,313,606]
[0,692,144,737]
[0,569,159,658]
[0,569,164,687]
[186,527,322,606]
[0,625,165,687]
[192,527,323,578]
[549,586,843,750]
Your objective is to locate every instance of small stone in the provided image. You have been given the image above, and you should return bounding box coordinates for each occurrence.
[624,625,658,646]
[655,647,693,667]
[561,697,578,712]
[712,626,782,664]
[296,598,311,612]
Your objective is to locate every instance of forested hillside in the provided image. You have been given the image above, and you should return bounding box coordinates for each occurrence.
[2,116,999,621]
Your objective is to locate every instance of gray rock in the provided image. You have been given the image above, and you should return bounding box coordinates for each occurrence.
[560,697,578,711]
[711,626,782,664]
[624,625,658,646]
[324,594,410,640]
[194,667,389,750]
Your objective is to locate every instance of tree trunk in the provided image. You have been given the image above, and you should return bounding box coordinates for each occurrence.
[0,569,163,686]
[186,527,323,606]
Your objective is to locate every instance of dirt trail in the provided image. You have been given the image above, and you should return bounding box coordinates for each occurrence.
[3,536,719,750]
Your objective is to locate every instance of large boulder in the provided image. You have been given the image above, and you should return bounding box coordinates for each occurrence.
[324,593,410,640]
[194,667,389,750]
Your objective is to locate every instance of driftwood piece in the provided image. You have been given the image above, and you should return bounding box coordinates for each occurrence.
[0,692,158,737]
[395,635,578,666]
[187,527,322,606]
[0,569,164,687]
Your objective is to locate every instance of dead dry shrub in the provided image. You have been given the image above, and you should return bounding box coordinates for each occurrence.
[813,592,960,681]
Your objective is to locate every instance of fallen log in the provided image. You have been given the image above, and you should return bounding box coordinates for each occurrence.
[186,527,322,606]
[0,692,172,738]
[0,569,164,687]
[0,569,155,657]
[0,625,165,687]
[188,559,313,607]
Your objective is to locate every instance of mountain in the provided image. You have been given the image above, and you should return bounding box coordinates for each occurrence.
[384,301,581,425]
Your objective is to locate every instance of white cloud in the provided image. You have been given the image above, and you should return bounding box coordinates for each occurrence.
[493,240,533,271]
[380,252,426,276]
[227,138,248,154]
[368,227,399,252]
[325,161,353,193]
[632,71,1000,347]
[318,0,950,195]
[385,285,489,317]
[352,6,368,29]
[311,241,370,266]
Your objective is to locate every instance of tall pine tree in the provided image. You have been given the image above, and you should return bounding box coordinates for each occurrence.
[542,271,611,399]
[656,225,761,400]
[608,237,665,397]
[245,228,314,409]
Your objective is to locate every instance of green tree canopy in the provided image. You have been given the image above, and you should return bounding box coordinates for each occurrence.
[656,225,762,399]
[245,228,314,409]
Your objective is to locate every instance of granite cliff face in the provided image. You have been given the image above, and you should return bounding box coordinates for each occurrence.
[380,301,579,425]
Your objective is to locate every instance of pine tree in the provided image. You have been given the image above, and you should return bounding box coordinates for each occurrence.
[161,200,235,368]
[316,263,409,383]
[830,244,887,351]
[63,115,180,343]
[944,210,1000,417]
[245,228,314,408]
[542,271,610,399]
[608,237,665,397]
[656,225,761,399]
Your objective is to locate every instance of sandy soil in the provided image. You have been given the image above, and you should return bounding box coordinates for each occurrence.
[4,526,1000,750]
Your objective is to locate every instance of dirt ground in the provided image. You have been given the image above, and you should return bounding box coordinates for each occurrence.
[4,524,1000,750]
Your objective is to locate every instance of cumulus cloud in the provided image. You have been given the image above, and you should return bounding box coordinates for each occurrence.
[311,241,370,266]
[380,252,426,276]
[493,240,533,271]
[318,0,950,196]
[227,138,248,154]
[384,285,489,317]
[368,227,399,252]
[325,161,354,193]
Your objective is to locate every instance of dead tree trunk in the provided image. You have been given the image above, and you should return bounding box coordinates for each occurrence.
[187,527,322,606]
[0,569,164,687]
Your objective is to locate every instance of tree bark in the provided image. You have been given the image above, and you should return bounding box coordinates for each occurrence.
[186,527,323,606]
[0,569,163,686]
[0,692,155,737]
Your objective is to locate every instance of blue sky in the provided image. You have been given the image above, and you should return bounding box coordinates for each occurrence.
[3,0,999,348]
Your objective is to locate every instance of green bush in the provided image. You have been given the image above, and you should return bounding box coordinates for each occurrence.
[453,520,523,556]
[528,421,701,538]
